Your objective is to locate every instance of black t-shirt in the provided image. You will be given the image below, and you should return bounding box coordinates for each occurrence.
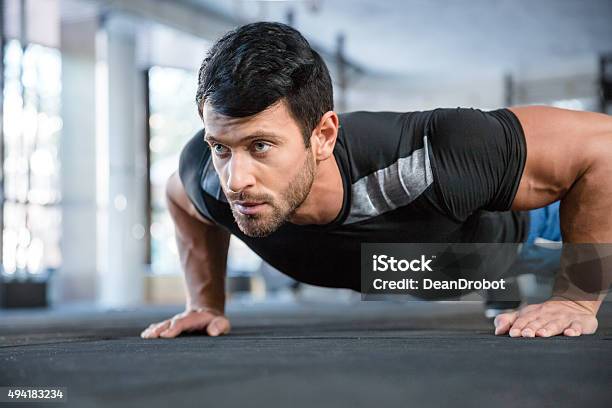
[179,107,530,291]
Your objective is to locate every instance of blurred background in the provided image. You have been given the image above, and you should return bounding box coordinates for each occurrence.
[0,0,611,310]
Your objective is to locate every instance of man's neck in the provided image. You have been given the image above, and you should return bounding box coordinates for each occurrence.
[288,153,344,226]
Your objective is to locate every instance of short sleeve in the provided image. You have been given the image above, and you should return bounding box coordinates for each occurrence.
[178,128,216,222]
[425,108,527,222]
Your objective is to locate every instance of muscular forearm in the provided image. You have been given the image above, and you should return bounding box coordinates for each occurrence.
[168,191,230,313]
[553,115,612,315]
[178,225,230,312]
[552,243,612,315]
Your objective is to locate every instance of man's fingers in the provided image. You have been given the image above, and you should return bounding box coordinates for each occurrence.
[563,317,598,336]
[509,316,533,337]
[499,300,599,339]
[160,318,186,338]
[563,321,582,337]
[535,318,556,337]
[140,324,154,338]
[141,320,171,339]
[578,316,598,335]
[160,313,230,337]
[522,318,547,338]
[537,319,564,337]
[141,310,230,339]
[494,311,518,335]
[206,316,231,337]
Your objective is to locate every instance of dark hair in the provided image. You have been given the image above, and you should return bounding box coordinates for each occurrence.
[196,22,333,147]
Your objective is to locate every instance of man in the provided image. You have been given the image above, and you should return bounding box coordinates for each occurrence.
[141,22,611,340]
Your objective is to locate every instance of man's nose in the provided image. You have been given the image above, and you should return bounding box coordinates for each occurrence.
[226,153,256,193]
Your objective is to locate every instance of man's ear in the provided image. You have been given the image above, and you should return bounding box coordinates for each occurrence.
[311,111,339,160]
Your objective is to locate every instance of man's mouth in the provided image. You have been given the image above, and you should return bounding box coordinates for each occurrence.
[233,201,267,215]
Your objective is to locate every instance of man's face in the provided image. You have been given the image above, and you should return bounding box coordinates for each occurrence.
[202,100,316,237]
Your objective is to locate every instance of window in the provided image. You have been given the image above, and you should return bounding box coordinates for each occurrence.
[147,66,202,274]
[2,40,62,277]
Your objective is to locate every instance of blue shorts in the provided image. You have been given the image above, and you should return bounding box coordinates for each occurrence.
[527,201,561,243]
[514,201,562,278]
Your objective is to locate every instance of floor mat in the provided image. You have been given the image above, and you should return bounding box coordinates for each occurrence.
[1,301,610,408]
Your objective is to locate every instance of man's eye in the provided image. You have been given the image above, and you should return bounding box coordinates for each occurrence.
[252,141,271,154]
[212,144,229,155]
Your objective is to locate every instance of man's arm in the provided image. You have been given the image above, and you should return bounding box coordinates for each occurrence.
[141,171,231,339]
[494,106,612,337]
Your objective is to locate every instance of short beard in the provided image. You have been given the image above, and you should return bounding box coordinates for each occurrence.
[231,149,316,238]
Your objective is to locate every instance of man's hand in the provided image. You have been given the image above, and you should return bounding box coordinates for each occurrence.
[493,299,598,338]
[140,308,231,339]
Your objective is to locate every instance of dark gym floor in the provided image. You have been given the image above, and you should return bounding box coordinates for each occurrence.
[1,300,611,408]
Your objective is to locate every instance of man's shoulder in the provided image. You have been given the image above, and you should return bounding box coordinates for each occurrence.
[178,128,228,220]
[337,110,433,180]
